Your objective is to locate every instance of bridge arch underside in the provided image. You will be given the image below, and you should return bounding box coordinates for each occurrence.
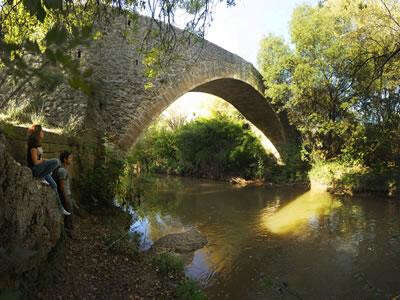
[118,78,288,160]
[191,78,287,157]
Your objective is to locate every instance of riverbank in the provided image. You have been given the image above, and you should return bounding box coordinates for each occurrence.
[112,175,400,299]
[228,175,311,188]
[33,206,201,299]
[309,161,399,198]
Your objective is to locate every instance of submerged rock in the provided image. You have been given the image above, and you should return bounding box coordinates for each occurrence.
[152,228,207,253]
[229,177,264,188]
[0,133,63,287]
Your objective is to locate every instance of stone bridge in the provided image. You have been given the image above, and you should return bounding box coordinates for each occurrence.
[0,15,299,289]
[22,16,295,158]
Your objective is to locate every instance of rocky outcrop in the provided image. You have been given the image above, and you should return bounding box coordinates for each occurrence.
[0,133,63,287]
[152,228,207,253]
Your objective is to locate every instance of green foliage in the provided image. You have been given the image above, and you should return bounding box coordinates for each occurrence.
[104,230,141,256]
[336,167,399,195]
[258,0,400,170]
[309,159,399,196]
[0,288,21,300]
[0,0,98,104]
[176,279,207,300]
[43,0,63,11]
[257,34,293,110]
[75,145,127,207]
[130,114,277,180]
[309,160,356,185]
[22,0,47,22]
[153,252,184,275]
[0,0,236,108]
[268,143,310,183]
[0,99,53,127]
[115,167,157,208]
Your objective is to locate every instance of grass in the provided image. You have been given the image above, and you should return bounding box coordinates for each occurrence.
[0,104,82,136]
[176,279,207,300]
[152,252,184,275]
[103,230,141,256]
[99,208,141,257]
[152,253,206,299]
[0,114,63,135]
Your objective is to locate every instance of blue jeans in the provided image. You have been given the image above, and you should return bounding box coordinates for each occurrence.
[32,159,60,179]
[32,159,64,209]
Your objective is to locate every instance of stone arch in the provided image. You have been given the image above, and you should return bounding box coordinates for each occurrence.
[9,13,293,160]
[117,61,289,159]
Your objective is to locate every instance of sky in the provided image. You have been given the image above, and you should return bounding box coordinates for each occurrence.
[163,0,319,154]
[205,0,319,67]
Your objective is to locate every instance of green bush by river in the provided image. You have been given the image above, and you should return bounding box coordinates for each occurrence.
[129,114,280,181]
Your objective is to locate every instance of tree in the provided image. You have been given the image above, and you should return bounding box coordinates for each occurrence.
[258,0,400,165]
[259,3,360,159]
[0,0,236,108]
[257,34,293,110]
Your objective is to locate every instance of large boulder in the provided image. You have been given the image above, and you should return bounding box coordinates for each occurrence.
[0,133,63,286]
[152,228,207,253]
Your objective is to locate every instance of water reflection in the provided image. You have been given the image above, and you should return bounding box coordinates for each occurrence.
[131,213,187,251]
[185,248,215,285]
[260,190,342,235]
[127,176,400,299]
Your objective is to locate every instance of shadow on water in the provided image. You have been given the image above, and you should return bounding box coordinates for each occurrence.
[126,176,400,299]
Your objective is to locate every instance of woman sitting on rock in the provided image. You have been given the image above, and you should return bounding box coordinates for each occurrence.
[27,124,71,216]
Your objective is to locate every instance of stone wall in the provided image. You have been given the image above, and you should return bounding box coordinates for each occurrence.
[1,15,294,159]
[0,123,79,168]
[86,16,291,155]
[0,131,64,290]
[0,124,86,290]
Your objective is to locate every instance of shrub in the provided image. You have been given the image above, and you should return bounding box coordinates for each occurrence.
[153,252,184,275]
[266,142,309,184]
[176,279,206,300]
[130,115,277,180]
[104,231,141,256]
[74,144,126,207]
[309,159,400,196]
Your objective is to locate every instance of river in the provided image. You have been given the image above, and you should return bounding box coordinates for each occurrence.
[128,176,400,299]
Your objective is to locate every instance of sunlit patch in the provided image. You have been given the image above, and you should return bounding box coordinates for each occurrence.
[261,190,342,235]
[162,92,281,161]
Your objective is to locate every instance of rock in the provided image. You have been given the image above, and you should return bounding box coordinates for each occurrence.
[229,177,264,188]
[0,133,63,287]
[152,228,207,253]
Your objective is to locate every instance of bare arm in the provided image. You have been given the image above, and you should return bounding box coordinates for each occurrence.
[59,179,67,199]
[30,148,43,165]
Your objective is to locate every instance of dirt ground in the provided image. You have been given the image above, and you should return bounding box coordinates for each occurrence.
[35,206,185,299]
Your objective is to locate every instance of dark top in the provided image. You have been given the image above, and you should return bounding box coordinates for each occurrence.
[52,166,70,204]
[27,137,41,169]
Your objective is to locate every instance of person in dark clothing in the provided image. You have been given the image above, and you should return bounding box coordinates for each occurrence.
[53,150,76,233]
[27,124,70,216]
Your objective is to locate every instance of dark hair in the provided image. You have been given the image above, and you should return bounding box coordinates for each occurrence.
[60,150,72,164]
[27,124,42,144]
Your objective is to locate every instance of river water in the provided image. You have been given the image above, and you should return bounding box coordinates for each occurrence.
[129,176,400,299]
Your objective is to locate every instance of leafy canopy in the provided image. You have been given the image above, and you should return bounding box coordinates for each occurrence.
[258,0,400,165]
[0,0,236,106]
